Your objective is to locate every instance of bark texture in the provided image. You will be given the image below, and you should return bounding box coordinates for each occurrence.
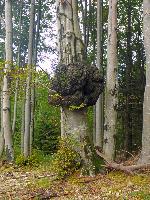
[12,0,23,134]
[49,62,103,107]
[3,0,14,161]
[96,148,150,175]
[55,0,102,175]
[0,87,4,157]
[95,0,104,148]
[139,0,150,164]
[103,0,118,160]
[24,0,35,158]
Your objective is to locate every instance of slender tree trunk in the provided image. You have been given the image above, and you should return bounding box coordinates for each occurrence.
[139,0,150,164]
[95,0,104,148]
[0,86,4,157]
[0,2,4,157]
[3,0,14,162]
[21,96,25,154]
[24,0,35,158]
[12,0,23,134]
[30,0,41,153]
[103,0,118,160]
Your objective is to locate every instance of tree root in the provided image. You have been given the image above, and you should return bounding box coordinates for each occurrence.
[96,148,150,175]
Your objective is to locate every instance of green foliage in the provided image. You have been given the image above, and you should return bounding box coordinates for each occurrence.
[33,73,60,154]
[69,103,86,110]
[15,153,39,167]
[51,136,81,179]
[34,121,60,154]
[15,149,51,167]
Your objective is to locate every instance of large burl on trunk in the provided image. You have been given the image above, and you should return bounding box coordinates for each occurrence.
[49,62,104,175]
[49,62,103,107]
[51,0,104,176]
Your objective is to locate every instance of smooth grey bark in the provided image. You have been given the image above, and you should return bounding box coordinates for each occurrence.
[103,0,118,160]
[21,96,25,154]
[0,87,4,157]
[0,8,4,157]
[57,0,84,136]
[30,0,41,154]
[12,0,23,134]
[139,0,150,164]
[3,0,14,162]
[56,0,94,175]
[62,107,94,175]
[95,0,104,148]
[24,0,35,158]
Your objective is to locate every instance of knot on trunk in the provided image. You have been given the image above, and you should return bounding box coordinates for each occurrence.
[49,62,104,107]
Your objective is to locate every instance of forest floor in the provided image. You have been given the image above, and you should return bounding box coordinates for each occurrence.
[0,163,150,200]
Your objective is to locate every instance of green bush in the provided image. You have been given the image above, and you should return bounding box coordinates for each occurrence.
[15,153,38,167]
[50,136,81,178]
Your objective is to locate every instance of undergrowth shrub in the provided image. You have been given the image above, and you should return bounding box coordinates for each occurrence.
[51,136,81,178]
[34,114,60,154]
[15,154,38,166]
[15,150,50,167]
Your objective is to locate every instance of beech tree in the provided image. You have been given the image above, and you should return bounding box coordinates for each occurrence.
[24,0,35,158]
[95,0,104,148]
[49,0,103,175]
[139,0,150,164]
[3,0,14,161]
[103,0,118,160]
[12,0,23,134]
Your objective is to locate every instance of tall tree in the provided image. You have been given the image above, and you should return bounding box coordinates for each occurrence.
[0,85,4,157]
[24,0,35,158]
[30,0,42,153]
[95,0,104,148]
[103,0,118,160]
[3,0,14,161]
[54,0,102,175]
[12,0,23,134]
[139,0,150,164]
[0,0,4,158]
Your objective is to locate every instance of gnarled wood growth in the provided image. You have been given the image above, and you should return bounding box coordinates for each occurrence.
[50,0,104,175]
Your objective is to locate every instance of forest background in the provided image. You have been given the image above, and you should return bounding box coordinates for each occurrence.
[0,0,149,180]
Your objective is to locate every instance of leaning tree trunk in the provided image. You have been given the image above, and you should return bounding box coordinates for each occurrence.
[3,0,14,162]
[103,0,118,160]
[139,0,150,164]
[56,0,96,175]
[24,0,35,158]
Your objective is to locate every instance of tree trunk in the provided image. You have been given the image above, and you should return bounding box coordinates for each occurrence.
[24,0,35,158]
[56,0,95,175]
[103,0,118,160]
[3,0,14,162]
[29,0,41,154]
[62,107,94,175]
[0,87,4,157]
[95,0,104,148]
[12,0,23,134]
[139,0,150,164]
[124,0,133,158]
[21,96,25,154]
